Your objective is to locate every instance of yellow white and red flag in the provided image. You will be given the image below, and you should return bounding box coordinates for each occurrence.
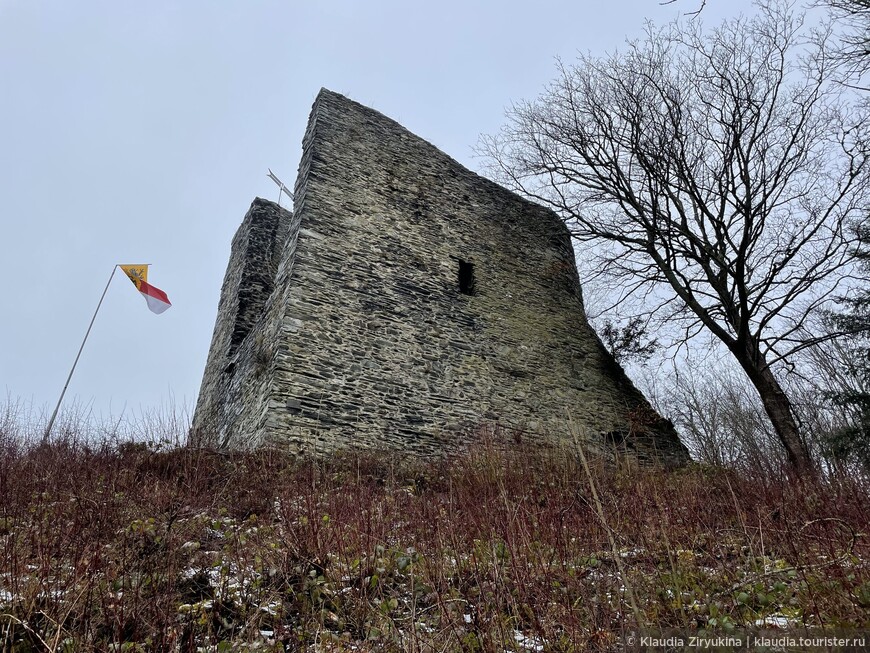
[120,264,171,314]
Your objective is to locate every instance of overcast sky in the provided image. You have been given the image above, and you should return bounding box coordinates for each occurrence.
[0,0,760,434]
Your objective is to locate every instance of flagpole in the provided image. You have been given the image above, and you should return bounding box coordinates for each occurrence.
[44,265,118,441]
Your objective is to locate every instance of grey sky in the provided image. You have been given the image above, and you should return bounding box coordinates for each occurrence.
[1,0,756,430]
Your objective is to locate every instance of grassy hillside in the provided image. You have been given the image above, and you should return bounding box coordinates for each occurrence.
[0,429,868,651]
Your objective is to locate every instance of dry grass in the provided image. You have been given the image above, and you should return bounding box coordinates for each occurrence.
[0,422,868,651]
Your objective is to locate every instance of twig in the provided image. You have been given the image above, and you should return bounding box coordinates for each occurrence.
[569,417,644,628]
[720,518,858,595]
[0,614,52,652]
[659,0,707,15]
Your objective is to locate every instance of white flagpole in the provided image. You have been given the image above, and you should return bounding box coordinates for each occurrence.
[44,265,119,441]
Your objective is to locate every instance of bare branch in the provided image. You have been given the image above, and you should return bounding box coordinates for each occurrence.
[481,0,870,474]
[659,0,708,16]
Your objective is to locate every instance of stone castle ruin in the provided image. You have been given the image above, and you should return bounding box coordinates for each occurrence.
[192,89,689,464]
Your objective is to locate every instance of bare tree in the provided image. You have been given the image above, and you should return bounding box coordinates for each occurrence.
[643,364,786,475]
[818,0,870,85]
[481,1,870,475]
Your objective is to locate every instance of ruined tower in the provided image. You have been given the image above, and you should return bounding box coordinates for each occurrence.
[192,89,688,464]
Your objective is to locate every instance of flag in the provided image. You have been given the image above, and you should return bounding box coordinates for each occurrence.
[120,264,148,284]
[120,264,172,314]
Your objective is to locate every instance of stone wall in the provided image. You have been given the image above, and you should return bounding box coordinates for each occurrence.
[191,199,292,447]
[192,89,689,464]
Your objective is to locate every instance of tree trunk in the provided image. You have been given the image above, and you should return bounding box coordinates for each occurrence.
[733,345,815,477]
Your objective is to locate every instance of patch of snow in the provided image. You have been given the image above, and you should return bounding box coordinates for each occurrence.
[180,567,200,580]
[512,629,545,652]
[755,614,794,628]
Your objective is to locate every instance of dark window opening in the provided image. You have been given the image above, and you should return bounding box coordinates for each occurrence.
[458,259,476,296]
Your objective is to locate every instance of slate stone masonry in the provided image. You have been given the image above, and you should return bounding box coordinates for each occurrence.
[192,88,689,464]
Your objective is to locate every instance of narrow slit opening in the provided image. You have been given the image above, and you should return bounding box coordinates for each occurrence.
[458,259,476,296]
